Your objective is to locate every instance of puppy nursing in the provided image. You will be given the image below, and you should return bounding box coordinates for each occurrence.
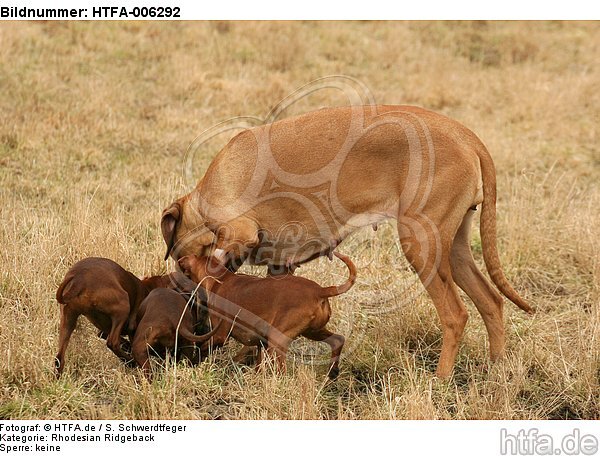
[132,287,220,380]
[54,257,207,378]
[55,254,352,380]
[178,252,356,379]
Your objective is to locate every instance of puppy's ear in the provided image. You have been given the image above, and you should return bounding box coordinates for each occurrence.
[207,254,228,279]
[194,285,209,304]
[177,255,192,274]
[161,202,181,260]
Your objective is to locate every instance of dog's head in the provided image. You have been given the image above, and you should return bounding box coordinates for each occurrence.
[140,274,173,290]
[140,271,199,294]
[161,195,216,262]
[178,254,227,292]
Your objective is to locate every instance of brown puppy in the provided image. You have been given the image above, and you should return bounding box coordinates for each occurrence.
[54,257,192,378]
[131,288,220,380]
[162,105,533,378]
[178,252,356,378]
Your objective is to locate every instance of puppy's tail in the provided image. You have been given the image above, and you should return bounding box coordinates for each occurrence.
[477,145,534,314]
[55,275,74,305]
[178,319,223,344]
[321,252,357,298]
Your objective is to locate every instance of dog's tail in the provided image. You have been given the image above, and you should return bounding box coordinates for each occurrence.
[321,252,357,298]
[177,319,223,344]
[477,145,534,314]
[55,274,74,305]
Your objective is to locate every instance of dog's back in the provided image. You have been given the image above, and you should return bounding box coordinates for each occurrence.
[214,252,355,318]
[136,288,190,332]
[209,254,355,345]
[56,257,140,306]
[54,257,145,377]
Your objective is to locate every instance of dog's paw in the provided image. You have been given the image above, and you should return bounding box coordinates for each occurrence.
[328,366,340,380]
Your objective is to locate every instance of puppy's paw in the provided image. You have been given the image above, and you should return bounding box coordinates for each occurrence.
[328,366,340,380]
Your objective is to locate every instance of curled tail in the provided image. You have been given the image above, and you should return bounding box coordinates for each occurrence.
[178,319,223,343]
[321,252,357,298]
[56,275,74,305]
[477,146,534,314]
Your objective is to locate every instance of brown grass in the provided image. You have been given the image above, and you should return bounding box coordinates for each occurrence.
[0,21,598,419]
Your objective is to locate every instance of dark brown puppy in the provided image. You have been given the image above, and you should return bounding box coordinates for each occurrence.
[131,288,221,380]
[54,257,192,377]
[178,252,356,378]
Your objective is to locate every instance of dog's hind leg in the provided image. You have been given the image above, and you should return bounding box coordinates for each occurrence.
[132,336,152,380]
[105,296,133,363]
[398,216,469,378]
[263,332,290,374]
[303,328,345,379]
[55,306,78,378]
[450,210,505,361]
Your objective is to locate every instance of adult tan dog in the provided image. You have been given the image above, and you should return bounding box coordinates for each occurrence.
[162,105,533,378]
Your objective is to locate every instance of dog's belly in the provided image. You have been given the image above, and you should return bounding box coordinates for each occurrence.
[220,308,270,346]
[198,105,480,267]
[245,209,395,267]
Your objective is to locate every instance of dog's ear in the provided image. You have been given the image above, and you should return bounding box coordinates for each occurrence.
[161,202,181,261]
[194,284,209,303]
[177,255,193,275]
[207,254,228,279]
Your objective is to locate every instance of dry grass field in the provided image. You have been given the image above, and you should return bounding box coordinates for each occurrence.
[0,21,598,420]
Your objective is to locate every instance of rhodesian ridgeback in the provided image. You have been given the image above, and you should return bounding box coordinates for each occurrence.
[178,251,356,378]
[54,257,194,377]
[162,105,533,378]
[131,287,221,380]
